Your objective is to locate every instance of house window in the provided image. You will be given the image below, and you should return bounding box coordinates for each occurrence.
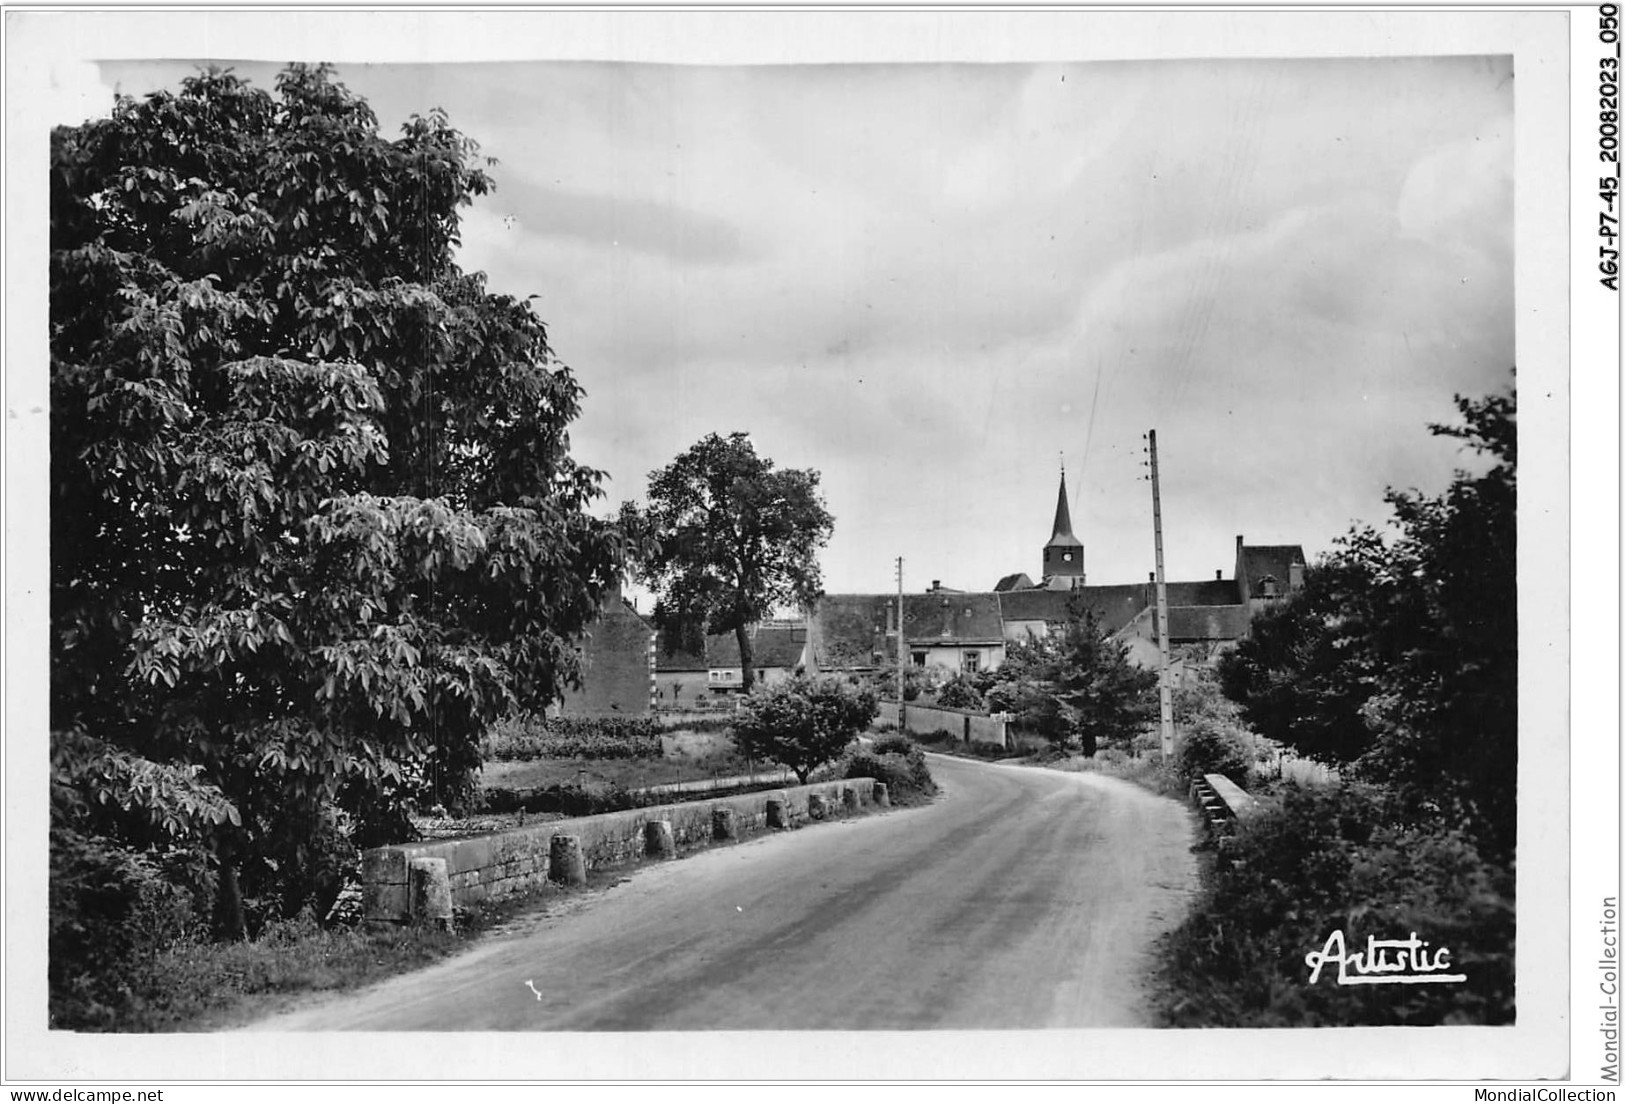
[1258,575,1279,598]
[964,651,981,673]
[911,651,927,667]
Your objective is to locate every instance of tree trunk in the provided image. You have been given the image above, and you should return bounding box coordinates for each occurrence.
[736,622,755,692]
[214,844,246,942]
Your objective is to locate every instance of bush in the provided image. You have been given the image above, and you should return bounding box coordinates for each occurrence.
[732,677,878,784]
[1155,783,1513,1027]
[934,673,985,710]
[49,828,212,1029]
[1173,716,1260,790]
[869,732,915,757]
[658,716,734,735]
[480,713,663,761]
[841,747,937,806]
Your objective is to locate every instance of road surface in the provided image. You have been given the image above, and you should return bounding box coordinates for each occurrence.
[247,755,1198,1031]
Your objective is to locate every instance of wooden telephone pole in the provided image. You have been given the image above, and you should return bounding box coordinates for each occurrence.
[1147,430,1174,759]
[895,557,907,725]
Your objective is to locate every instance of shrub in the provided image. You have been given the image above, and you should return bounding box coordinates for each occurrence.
[732,677,878,784]
[934,673,985,710]
[49,828,212,1029]
[480,713,663,761]
[658,716,734,735]
[1173,716,1259,790]
[841,747,937,806]
[869,732,915,757]
[1155,783,1513,1027]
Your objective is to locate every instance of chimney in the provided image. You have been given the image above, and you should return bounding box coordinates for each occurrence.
[1148,571,1155,584]
[1215,569,1222,581]
[1289,561,1305,590]
[931,579,941,591]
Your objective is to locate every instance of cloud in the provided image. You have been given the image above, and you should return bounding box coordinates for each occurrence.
[491,176,756,265]
[47,60,119,126]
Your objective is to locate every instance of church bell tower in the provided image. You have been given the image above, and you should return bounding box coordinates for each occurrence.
[1042,470,1086,586]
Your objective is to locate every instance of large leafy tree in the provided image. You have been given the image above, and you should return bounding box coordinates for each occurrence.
[50,64,620,933]
[1218,384,1516,859]
[623,432,833,690]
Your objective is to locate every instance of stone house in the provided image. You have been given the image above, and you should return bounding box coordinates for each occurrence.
[556,580,656,716]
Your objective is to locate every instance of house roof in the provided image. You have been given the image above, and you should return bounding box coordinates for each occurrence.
[1240,545,1307,590]
[807,592,1005,669]
[997,584,1150,635]
[904,592,1004,644]
[806,594,894,670]
[1157,604,1252,641]
[1165,578,1243,606]
[653,630,707,672]
[705,624,807,671]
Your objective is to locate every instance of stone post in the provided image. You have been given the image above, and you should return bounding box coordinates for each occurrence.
[408,857,452,927]
[549,834,586,885]
[873,782,891,807]
[712,807,737,841]
[645,819,676,859]
[766,795,788,829]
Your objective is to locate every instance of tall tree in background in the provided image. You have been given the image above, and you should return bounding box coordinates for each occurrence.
[50,64,620,938]
[1219,383,1516,859]
[624,432,833,691]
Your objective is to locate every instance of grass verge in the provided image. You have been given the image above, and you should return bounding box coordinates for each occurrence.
[56,870,623,1032]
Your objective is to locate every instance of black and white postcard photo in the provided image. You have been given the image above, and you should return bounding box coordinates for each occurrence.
[2,5,1610,1094]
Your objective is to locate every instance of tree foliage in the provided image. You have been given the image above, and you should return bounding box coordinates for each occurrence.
[732,677,878,784]
[623,432,833,690]
[50,64,620,934]
[1217,384,1516,859]
[980,600,1158,755]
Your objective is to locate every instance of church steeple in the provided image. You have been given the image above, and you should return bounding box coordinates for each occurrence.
[1042,468,1085,585]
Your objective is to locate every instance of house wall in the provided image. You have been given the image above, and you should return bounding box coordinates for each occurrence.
[909,643,1004,675]
[707,665,795,693]
[557,601,655,716]
[654,669,708,705]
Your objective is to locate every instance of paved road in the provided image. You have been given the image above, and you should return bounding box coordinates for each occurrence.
[247,755,1198,1031]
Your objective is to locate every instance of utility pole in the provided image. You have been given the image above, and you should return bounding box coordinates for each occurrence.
[1147,430,1175,759]
[895,556,907,727]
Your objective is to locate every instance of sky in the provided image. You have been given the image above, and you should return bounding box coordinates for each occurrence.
[90,54,1515,597]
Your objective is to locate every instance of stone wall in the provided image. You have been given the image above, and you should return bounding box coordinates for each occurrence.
[364,777,878,922]
[877,701,1008,747]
